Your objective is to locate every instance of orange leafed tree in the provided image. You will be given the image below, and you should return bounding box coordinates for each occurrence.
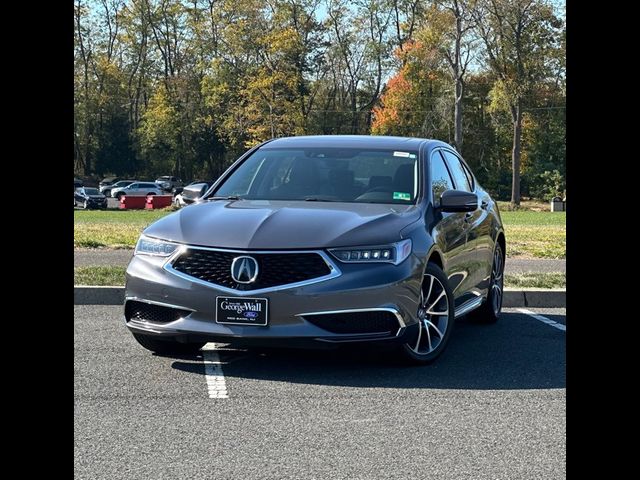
[371,40,449,138]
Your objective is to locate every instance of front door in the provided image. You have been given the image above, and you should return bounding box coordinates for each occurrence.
[440,149,492,299]
[428,150,476,309]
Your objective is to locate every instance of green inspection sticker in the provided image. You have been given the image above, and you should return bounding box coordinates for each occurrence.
[393,192,411,201]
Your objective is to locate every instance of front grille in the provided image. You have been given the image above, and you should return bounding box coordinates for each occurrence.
[303,311,400,335]
[171,249,332,291]
[125,300,190,324]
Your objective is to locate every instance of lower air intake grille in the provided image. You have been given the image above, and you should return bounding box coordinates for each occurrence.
[125,300,190,324]
[303,310,400,335]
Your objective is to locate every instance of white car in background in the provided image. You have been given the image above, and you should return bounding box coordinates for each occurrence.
[111,182,164,200]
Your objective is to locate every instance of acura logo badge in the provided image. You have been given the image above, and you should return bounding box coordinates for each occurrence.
[231,256,259,284]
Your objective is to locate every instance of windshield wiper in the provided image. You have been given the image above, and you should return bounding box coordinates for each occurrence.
[304,197,337,202]
[208,195,241,201]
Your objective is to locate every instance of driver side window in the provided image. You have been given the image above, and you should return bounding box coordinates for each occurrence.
[430,152,454,202]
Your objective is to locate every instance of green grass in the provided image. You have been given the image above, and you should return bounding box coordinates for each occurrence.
[504,272,566,289]
[73,265,565,288]
[74,208,566,259]
[74,266,127,285]
[500,211,565,259]
[74,209,173,249]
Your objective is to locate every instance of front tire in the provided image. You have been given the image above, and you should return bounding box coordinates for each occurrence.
[399,262,455,364]
[132,333,206,355]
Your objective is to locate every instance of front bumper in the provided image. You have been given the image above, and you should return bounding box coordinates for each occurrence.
[124,249,424,347]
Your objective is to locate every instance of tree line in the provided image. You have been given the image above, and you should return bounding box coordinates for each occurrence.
[74,0,565,204]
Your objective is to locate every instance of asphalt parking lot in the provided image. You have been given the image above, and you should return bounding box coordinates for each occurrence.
[74,306,565,479]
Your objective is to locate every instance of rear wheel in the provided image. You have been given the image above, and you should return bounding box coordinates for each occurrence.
[470,242,504,324]
[399,263,455,364]
[132,333,206,355]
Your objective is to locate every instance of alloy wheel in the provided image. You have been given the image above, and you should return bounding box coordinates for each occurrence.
[490,245,504,316]
[409,274,450,355]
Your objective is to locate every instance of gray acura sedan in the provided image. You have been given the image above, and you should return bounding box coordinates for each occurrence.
[125,135,505,364]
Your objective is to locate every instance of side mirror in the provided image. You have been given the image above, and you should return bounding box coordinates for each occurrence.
[438,190,478,212]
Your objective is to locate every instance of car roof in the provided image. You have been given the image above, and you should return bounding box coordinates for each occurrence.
[261,135,443,151]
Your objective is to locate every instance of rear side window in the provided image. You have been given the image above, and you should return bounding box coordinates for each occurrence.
[460,162,474,190]
[430,152,454,201]
[441,150,472,192]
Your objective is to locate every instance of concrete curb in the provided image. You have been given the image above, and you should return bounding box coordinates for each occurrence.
[74,286,566,308]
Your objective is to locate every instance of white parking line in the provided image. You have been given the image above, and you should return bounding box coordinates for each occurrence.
[202,343,229,399]
[517,308,566,332]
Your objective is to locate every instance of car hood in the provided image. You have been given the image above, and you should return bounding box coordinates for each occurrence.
[144,199,421,249]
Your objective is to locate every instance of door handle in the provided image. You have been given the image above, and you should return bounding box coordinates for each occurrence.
[481,200,488,209]
[464,212,474,222]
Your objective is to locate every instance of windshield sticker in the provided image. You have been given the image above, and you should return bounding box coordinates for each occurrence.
[393,192,411,201]
[393,151,411,157]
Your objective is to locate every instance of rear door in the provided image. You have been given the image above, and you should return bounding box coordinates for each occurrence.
[142,183,156,194]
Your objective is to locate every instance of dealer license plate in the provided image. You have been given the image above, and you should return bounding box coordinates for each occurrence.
[215,296,268,326]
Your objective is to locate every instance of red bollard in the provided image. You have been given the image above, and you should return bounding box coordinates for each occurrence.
[119,195,147,209]
[145,195,173,209]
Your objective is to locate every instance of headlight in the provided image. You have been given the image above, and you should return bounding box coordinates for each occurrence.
[328,239,412,265]
[134,235,179,257]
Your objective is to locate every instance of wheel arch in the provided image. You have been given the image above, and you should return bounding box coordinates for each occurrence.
[495,230,506,259]
[424,244,445,272]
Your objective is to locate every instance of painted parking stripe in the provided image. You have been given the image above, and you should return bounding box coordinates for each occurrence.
[202,343,229,399]
[517,308,566,332]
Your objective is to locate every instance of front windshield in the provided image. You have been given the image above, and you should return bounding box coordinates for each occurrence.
[213,147,419,204]
[84,188,100,195]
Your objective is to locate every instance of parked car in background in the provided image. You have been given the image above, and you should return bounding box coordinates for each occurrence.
[101,179,135,197]
[99,177,119,189]
[173,193,186,207]
[74,187,107,209]
[155,176,183,192]
[111,182,163,200]
[173,181,212,207]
